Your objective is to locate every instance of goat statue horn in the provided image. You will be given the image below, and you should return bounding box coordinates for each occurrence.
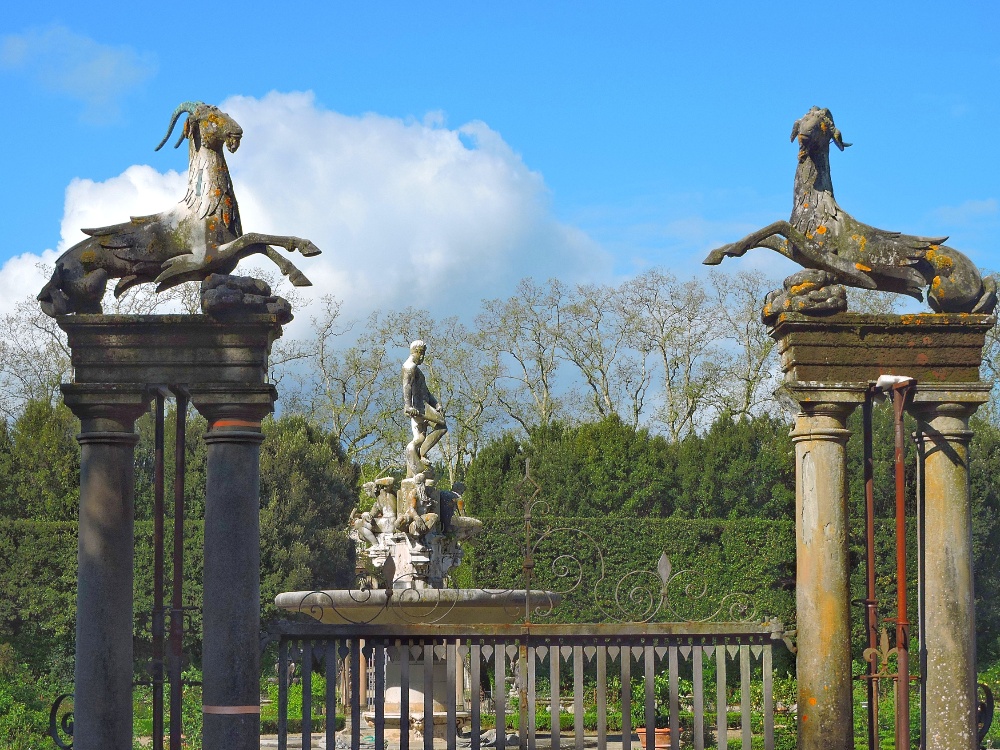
[154,101,205,152]
[832,127,851,151]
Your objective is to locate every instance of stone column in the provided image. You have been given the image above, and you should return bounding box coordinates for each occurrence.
[62,384,150,750]
[910,384,990,750]
[190,385,276,750]
[785,384,862,750]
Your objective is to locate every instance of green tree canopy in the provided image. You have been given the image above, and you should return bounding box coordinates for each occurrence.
[259,414,359,618]
[465,416,677,518]
[0,400,79,521]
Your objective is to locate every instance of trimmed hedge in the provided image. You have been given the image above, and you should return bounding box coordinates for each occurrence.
[467,517,796,626]
[465,516,939,665]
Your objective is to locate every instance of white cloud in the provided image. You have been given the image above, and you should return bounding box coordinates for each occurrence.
[0,25,156,122]
[930,198,998,225]
[6,91,609,332]
[0,249,61,318]
[219,92,608,326]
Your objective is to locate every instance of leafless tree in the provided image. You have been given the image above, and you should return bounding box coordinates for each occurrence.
[624,269,716,440]
[556,281,652,428]
[0,297,72,420]
[705,270,781,420]
[476,278,567,432]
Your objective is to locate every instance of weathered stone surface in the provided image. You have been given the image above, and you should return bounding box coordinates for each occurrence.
[785,389,858,750]
[910,388,990,750]
[704,107,997,317]
[200,274,293,324]
[771,312,995,384]
[276,589,560,626]
[37,101,320,317]
[774,314,995,750]
[59,314,283,385]
[59,316,284,750]
[61,385,150,750]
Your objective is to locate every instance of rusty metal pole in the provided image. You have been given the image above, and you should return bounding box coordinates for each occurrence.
[893,382,914,750]
[152,392,166,750]
[169,392,188,750]
[862,387,879,750]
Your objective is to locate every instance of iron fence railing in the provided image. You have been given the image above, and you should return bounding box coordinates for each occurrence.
[267,620,786,750]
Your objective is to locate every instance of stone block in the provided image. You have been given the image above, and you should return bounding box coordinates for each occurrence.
[770,312,995,384]
[58,314,284,386]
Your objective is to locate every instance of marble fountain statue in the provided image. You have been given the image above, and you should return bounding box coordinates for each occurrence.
[275,340,557,736]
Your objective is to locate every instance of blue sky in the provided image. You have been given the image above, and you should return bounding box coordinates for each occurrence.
[1,1,998,322]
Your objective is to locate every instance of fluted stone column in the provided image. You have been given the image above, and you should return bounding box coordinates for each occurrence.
[786,385,861,750]
[62,384,150,750]
[191,385,276,750]
[910,384,990,750]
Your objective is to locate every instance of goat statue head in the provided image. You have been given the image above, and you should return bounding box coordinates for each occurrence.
[790,106,851,161]
[155,101,243,154]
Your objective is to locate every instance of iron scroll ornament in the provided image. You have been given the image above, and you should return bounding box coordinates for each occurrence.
[48,693,73,749]
[502,460,759,624]
[979,683,995,750]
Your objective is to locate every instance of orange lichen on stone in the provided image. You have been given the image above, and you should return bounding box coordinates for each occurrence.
[855,262,872,272]
[80,250,97,264]
[816,225,827,234]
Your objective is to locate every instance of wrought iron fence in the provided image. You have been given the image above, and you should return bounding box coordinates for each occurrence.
[266,619,788,750]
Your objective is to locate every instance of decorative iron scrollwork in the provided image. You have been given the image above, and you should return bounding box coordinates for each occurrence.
[978,682,995,749]
[512,461,759,624]
[48,693,74,750]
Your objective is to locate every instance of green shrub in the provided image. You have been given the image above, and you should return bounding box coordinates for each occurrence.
[0,643,69,750]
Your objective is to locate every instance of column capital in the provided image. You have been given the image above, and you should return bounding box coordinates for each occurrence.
[908,383,991,452]
[188,384,277,432]
[782,382,866,418]
[61,383,152,434]
[908,382,992,422]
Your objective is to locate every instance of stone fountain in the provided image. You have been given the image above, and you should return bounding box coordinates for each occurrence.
[276,339,557,737]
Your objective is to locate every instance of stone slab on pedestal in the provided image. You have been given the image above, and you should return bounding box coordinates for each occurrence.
[276,589,558,625]
[771,312,994,384]
[58,313,284,385]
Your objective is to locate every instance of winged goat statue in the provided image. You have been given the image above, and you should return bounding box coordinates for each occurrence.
[704,106,996,323]
[38,101,320,318]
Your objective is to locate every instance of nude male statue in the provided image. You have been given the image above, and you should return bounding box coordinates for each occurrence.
[402,340,448,476]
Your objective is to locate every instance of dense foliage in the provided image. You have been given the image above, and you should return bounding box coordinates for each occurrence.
[464,414,795,520]
[463,410,1000,661]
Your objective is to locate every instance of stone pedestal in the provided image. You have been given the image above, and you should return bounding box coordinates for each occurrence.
[785,385,860,750]
[370,654,469,738]
[62,385,151,750]
[59,314,285,750]
[910,385,990,749]
[191,386,276,750]
[770,312,995,750]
